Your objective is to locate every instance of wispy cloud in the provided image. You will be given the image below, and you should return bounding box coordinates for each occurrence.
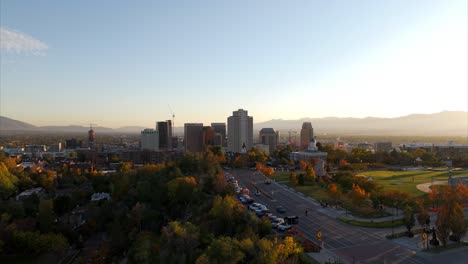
[0,27,48,55]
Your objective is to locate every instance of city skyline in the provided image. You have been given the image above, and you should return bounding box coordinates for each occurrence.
[1,0,467,128]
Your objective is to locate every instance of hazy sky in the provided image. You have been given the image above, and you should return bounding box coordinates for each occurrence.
[1,0,467,128]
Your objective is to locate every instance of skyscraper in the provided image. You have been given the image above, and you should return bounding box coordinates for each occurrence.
[211,122,226,147]
[88,125,95,149]
[157,120,172,150]
[259,128,279,153]
[227,109,253,153]
[300,122,314,150]
[202,126,215,147]
[141,129,159,151]
[184,123,204,153]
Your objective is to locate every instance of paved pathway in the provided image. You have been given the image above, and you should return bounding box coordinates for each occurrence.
[416,181,446,193]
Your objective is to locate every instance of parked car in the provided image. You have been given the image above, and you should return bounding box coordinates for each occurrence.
[268,214,279,221]
[278,224,292,231]
[276,206,286,214]
[254,206,268,214]
[271,218,285,228]
[256,209,271,217]
[248,203,262,211]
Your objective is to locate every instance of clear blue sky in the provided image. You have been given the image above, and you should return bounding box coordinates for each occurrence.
[1,0,466,128]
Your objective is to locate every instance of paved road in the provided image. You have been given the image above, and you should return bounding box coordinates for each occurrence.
[230,169,429,264]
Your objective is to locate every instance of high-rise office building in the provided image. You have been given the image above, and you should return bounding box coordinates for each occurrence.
[227,109,253,153]
[300,122,314,150]
[211,122,226,147]
[141,129,159,151]
[259,128,279,153]
[157,120,172,150]
[88,126,95,149]
[202,126,215,147]
[184,123,204,153]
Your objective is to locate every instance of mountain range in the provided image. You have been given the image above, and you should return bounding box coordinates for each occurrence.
[0,111,467,136]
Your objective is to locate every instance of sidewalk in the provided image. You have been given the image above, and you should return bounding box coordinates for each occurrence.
[315,204,404,223]
[307,247,343,264]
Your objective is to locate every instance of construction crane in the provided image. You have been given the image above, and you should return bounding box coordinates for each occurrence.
[168,105,175,137]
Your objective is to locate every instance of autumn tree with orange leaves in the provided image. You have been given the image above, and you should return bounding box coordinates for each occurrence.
[348,183,369,206]
[256,163,274,178]
[436,183,468,244]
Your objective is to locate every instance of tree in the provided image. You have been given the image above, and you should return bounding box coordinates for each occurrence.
[273,236,303,263]
[449,202,466,242]
[304,165,316,181]
[436,206,450,247]
[0,162,18,199]
[38,199,54,233]
[12,231,68,255]
[328,183,342,200]
[256,163,274,178]
[167,176,197,208]
[128,231,157,264]
[289,172,297,186]
[403,206,415,237]
[248,147,268,165]
[416,199,430,229]
[349,183,368,207]
[160,221,200,263]
[209,195,246,236]
[297,174,305,185]
[53,195,74,216]
[196,236,244,264]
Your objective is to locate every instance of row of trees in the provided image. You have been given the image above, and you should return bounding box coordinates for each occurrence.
[318,144,445,168]
[2,147,310,262]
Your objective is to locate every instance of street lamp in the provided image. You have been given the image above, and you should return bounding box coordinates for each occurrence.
[391,215,394,238]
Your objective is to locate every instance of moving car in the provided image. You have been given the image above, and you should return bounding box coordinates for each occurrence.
[276,206,286,214]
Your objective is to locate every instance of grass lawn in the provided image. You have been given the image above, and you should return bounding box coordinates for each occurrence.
[338,217,404,228]
[274,172,329,201]
[359,170,468,197]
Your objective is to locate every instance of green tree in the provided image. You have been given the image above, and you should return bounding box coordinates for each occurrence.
[160,221,200,263]
[196,236,244,264]
[38,199,54,233]
[403,206,415,236]
[128,232,157,264]
[297,174,305,185]
[0,162,18,199]
[12,231,68,255]
[53,195,74,216]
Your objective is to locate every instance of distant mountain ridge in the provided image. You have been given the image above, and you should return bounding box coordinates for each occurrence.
[1,111,467,136]
[254,111,468,136]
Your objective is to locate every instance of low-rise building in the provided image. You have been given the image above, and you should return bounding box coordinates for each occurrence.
[91,192,111,201]
[16,187,45,201]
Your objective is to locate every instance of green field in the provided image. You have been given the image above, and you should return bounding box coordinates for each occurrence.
[359,170,468,197]
[273,172,330,201]
[274,169,468,198]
